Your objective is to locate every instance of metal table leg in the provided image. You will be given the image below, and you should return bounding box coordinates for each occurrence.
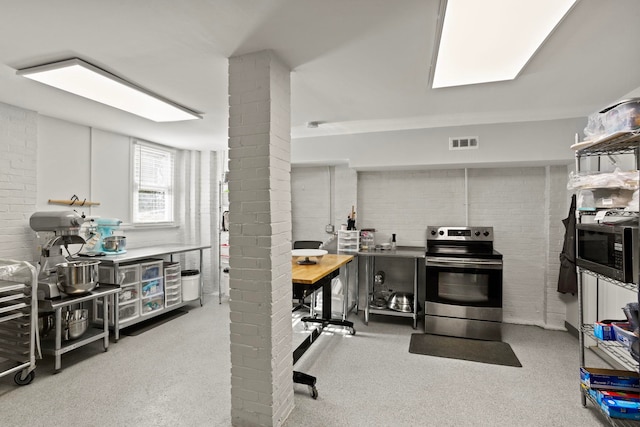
[54,307,62,373]
[342,262,350,322]
[364,257,373,325]
[354,257,359,313]
[413,259,418,329]
[103,294,110,350]
[113,263,121,342]
[200,249,204,307]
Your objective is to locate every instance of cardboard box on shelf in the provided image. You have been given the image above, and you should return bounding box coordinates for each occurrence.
[581,367,640,392]
[612,322,639,349]
[594,322,616,340]
[598,389,640,403]
[600,398,640,420]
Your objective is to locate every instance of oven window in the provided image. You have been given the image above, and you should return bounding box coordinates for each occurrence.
[438,272,489,303]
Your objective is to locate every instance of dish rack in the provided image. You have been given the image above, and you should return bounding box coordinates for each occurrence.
[0,260,38,386]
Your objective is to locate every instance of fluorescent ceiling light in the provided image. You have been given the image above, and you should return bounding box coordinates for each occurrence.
[17,58,202,122]
[431,0,577,89]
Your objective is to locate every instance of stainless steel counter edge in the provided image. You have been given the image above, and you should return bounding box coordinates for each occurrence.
[39,284,120,310]
[355,246,426,258]
[76,244,211,265]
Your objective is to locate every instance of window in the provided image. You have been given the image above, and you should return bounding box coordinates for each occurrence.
[132,140,175,224]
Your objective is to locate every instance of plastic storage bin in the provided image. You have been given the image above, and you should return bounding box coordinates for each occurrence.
[181,269,200,302]
[141,279,163,298]
[338,230,360,253]
[141,295,164,315]
[164,262,182,308]
[98,264,139,285]
[140,259,163,281]
[94,297,140,325]
[118,283,139,303]
[119,300,139,323]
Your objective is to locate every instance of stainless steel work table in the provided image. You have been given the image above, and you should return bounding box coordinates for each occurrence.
[78,243,211,341]
[358,246,425,329]
[39,284,120,372]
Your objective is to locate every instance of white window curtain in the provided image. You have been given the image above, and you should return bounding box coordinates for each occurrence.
[132,141,175,224]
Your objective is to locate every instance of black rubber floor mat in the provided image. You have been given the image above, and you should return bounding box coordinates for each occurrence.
[409,333,522,367]
[120,309,188,336]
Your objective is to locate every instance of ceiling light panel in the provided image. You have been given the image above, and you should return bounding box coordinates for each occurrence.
[432,0,577,89]
[17,58,202,122]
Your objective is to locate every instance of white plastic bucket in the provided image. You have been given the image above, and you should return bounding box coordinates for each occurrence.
[181,269,200,301]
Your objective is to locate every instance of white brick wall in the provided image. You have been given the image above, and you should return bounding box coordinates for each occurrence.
[0,102,37,260]
[359,169,466,247]
[228,50,293,427]
[293,165,574,328]
[291,167,330,241]
[544,165,572,329]
[291,165,357,244]
[467,167,547,325]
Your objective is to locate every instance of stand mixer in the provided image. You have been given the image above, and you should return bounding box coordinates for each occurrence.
[83,218,126,255]
[29,211,87,299]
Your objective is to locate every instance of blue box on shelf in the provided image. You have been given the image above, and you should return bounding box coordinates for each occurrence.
[598,389,640,404]
[594,322,616,340]
[600,398,640,420]
[581,367,640,392]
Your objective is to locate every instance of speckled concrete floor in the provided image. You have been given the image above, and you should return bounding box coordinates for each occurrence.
[0,297,610,426]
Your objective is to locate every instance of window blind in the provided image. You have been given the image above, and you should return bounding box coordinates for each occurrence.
[133,142,174,223]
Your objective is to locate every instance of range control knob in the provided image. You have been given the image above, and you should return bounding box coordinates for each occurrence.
[483,230,490,237]
[438,230,445,236]
[430,229,437,236]
[474,231,481,236]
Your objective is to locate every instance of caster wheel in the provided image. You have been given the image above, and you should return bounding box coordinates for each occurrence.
[14,370,35,386]
[350,328,356,335]
[310,386,318,399]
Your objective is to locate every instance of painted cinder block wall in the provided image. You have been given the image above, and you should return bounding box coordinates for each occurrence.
[0,102,215,291]
[228,50,294,427]
[292,164,573,330]
[0,103,37,260]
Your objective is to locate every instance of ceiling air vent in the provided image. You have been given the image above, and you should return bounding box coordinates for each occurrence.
[449,136,479,150]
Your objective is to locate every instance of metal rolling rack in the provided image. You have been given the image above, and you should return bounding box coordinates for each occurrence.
[575,130,640,425]
[0,278,37,385]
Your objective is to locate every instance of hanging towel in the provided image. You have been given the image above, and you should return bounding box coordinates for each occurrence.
[557,194,578,294]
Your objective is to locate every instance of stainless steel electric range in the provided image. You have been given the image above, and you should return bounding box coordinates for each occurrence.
[424,226,503,341]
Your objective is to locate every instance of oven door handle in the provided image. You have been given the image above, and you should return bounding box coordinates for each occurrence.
[426,257,503,270]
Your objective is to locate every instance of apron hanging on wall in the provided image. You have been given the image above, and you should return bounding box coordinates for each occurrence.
[557,194,577,294]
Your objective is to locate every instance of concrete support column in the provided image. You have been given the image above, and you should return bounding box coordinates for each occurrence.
[228,50,293,427]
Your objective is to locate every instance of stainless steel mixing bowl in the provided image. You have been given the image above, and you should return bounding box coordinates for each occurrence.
[387,291,414,313]
[64,309,89,340]
[56,260,100,295]
[103,235,126,252]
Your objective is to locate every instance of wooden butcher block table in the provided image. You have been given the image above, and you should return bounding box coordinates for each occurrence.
[291,253,355,399]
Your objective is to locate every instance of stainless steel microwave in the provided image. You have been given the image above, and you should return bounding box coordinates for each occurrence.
[576,222,639,283]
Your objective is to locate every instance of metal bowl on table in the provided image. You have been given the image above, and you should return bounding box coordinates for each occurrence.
[56,260,100,295]
[103,235,126,252]
[387,292,415,313]
[63,309,89,340]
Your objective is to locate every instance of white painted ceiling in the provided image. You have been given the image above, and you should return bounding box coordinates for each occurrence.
[1,0,639,152]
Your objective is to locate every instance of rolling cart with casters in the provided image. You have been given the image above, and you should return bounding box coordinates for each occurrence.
[0,261,39,386]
